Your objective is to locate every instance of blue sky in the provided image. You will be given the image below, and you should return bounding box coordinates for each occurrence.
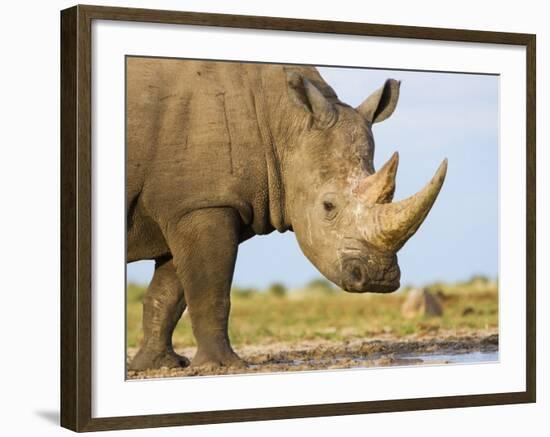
[128,65,499,289]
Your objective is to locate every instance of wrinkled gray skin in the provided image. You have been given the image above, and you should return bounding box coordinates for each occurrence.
[126,58,447,370]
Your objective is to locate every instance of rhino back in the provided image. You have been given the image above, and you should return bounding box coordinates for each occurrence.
[126,58,277,260]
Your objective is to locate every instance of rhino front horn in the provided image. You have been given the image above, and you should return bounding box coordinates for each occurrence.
[362,159,448,252]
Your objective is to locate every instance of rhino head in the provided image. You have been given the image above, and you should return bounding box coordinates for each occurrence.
[283,71,447,293]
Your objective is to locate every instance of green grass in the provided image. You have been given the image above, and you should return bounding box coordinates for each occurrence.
[126,278,498,349]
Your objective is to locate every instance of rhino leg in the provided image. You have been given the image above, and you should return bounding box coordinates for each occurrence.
[166,207,245,369]
[128,257,190,371]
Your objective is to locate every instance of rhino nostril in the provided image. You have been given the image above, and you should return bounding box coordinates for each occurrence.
[343,259,367,290]
[341,253,401,293]
[350,266,363,283]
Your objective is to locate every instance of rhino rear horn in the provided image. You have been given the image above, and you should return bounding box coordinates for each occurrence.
[354,152,399,204]
[356,79,401,124]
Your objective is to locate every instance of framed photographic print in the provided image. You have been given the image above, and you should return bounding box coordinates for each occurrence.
[60,4,536,432]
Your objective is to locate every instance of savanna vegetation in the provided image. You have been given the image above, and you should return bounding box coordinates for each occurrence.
[126,276,498,350]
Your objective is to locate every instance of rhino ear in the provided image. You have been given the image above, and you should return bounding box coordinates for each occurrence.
[286,71,337,128]
[356,79,401,124]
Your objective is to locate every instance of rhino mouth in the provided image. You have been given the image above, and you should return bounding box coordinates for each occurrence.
[340,254,401,293]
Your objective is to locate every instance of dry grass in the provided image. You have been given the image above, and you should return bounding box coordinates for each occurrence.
[127,277,498,350]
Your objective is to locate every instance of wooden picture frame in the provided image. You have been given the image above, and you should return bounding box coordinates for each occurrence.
[60,4,536,432]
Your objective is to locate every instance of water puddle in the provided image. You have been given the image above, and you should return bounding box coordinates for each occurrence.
[403,350,499,365]
[247,350,499,371]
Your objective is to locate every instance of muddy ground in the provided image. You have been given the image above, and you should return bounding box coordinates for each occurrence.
[127,329,498,379]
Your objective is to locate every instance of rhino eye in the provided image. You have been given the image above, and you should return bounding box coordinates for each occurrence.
[321,193,340,220]
[323,201,335,212]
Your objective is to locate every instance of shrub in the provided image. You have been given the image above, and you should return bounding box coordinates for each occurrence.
[267,282,287,297]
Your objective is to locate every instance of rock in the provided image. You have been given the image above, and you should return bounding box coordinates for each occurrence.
[401,288,444,318]
[462,306,475,316]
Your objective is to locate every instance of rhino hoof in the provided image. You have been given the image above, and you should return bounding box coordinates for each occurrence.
[129,349,190,371]
[190,351,247,370]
